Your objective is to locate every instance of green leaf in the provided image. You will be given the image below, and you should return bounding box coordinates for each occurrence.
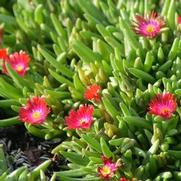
[72,40,102,63]
[45,90,70,99]
[38,46,73,78]
[104,36,124,54]
[61,151,89,166]
[161,0,170,16]
[148,139,159,154]
[0,116,21,127]
[0,99,19,108]
[158,60,172,72]
[175,89,181,95]
[144,51,154,72]
[100,137,114,158]
[49,69,74,87]
[0,14,16,25]
[82,134,102,153]
[0,172,7,181]
[168,150,181,158]
[30,160,51,179]
[0,144,7,175]
[34,4,44,24]
[55,175,100,181]
[6,166,27,180]
[128,68,155,83]
[25,123,47,138]
[118,116,152,130]
[73,74,85,92]
[50,13,67,38]
[167,0,175,30]
[119,15,140,50]
[96,24,112,38]
[77,0,107,24]
[0,77,22,99]
[168,38,180,60]
[120,102,131,116]
[102,96,119,120]
[18,169,28,181]
[55,168,90,177]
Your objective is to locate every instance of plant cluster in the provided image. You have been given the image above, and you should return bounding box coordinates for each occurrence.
[0,0,181,180]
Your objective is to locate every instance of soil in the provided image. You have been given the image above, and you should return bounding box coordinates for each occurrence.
[0,125,64,177]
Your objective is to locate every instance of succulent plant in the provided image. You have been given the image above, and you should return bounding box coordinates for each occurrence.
[1,0,181,181]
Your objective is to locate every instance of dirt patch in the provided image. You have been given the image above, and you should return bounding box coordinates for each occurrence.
[0,125,64,177]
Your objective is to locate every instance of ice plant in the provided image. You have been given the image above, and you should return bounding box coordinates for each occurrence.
[2,50,30,76]
[98,156,118,180]
[84,84,101,102]
[132,11,165,38]
[65,104,94,129]
[148,93,177,119]
[19,96,50,124]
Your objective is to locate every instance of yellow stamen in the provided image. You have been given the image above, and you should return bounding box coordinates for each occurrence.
[16,64,24,72]
[80,119,87,125]
[101,166,111,176]
[160,107,169,114]
[146,24,155,33]
[32,111,41,119]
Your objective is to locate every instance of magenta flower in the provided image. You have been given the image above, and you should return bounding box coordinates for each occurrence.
[133,12,165,38]
[19,96,50,124]
[148,93,177,119]
[3,50,30,76]
[65,105,94,129]
[84,84,101,102]
[98,156,118,180]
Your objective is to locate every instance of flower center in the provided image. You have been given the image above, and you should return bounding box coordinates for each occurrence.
[79,118,87,125]
[146,24,155,33]
[160,107,170,115]
[101,166,111,176]
[16,64,24,72]
[32,111,41,120]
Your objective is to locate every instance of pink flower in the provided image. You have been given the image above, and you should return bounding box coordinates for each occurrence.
[98,156,118,180]
[3,50,30,76]
[19,96,50,124]
[132,11,165,38]
[148,93,177,119]
[84,84,101,102]
[65,105,94,129]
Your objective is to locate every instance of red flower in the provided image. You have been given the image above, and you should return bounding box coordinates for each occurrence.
[0,48,8,60]
[84,84,101,102]
[148,93,177,119]
[132,11,165,38]
[19,96,50,124]
[98,156,118,180]
[120,177,129,181]
[65,105,94,129]
[2,50,30,76]
[178,16,181,24]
